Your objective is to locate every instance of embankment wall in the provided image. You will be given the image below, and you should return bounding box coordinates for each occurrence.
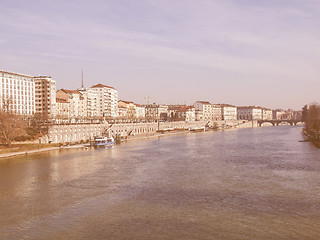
[43,120,255,144]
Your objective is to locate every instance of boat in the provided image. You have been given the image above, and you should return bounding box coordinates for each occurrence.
[94,136,115,147]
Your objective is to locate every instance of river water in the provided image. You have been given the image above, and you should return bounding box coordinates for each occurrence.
[0,125,320,240]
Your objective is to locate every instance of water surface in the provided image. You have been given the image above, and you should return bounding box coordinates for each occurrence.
[1,126,320,239]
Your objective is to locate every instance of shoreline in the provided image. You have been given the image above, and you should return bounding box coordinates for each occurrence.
[0,122,301,160]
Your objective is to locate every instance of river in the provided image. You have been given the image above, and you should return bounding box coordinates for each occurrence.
[0,125,320,240]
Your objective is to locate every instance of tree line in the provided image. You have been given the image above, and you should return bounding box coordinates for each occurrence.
[0,98,48,147]
[302,103,320,132]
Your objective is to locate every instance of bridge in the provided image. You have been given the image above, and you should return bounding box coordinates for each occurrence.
[257,119,302,127]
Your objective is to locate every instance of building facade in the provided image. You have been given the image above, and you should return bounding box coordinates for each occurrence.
[0,71,35,115]
[145,104,168,120]
[56,97,69,119]
[194,101,213,121]
[237,106,263,120]
[262,108,273,120]
[91,84,118,119]
[56,89,86,118]
[34,76,56,118]
[216,104,237,120]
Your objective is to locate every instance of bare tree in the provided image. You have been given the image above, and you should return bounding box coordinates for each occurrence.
[30,113,50,137]
[306,103,320,131]
[0,98,26,146]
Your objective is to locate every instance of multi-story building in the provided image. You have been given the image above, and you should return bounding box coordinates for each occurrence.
[237,106,263,120]
[56,89,86,118]
[194,101,213,121]
[167,105,196,122]
[195,109,203,121]
[135,104,146,119]
[0,70,35,115]
[118,105,128,118]
[179,106,196,122]
[90,84,118,119]
[215,104,237,120]
[262,108,273,120]
[56,97,69,119]
[273,109,287,120]
[78,88,99,118]
[212,104,223,121]
[118,100,146,120]
[34,76,56,118]
[118,100,136,119]
[145,104,168,121]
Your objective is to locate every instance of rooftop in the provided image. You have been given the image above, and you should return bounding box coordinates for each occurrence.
[91,83,116,89]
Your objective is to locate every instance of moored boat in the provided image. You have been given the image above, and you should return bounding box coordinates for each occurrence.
[94,136,115,147]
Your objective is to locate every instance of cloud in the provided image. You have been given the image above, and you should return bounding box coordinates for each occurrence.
[0,0,319,108]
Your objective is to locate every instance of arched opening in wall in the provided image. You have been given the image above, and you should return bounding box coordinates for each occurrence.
[261,122,273,127]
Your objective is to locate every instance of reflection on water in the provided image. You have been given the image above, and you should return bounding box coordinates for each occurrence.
[1,126,320,240]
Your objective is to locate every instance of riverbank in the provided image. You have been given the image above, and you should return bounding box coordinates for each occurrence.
[0,121,260,159]
[303,128,320,148]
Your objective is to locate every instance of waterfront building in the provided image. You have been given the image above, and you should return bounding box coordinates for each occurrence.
[262,108,273,120]
[117,105,128,119]
[78,88,99,118]
[34,76,56,118]
[237,106,263,120]
[56,97,69,119]
[135,104,146,119]
[273,109,287,120]
[118,100,136,119]
[180,106,196,122]
[145,104,168,121]
[90,84,118,119]
[194,101,213,121]
[215,104,237,120]
[0,71,35,115]
[195,109,203,121]
[212,104,223,121]
[167,105,195,122]
[118,100,146,120]
[56,89,86,118]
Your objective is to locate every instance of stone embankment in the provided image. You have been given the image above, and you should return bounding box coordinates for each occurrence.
[1,120,258,159]
[42,120,256,144]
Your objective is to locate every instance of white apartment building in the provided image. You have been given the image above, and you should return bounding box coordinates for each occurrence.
[212,104,222,121]
[237,106,263,120]
[194,101,213,121]
[183,106,196,122]
[262,108,273,120]
[135,104,146,119]
[215,104,237,120]
[0,70,35,115]
[78,88,99,118]
[34,76,56,118]
[91,84,118,119]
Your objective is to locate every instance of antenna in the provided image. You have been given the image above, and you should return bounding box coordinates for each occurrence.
[144,96,151,105]
[81,69,84,88]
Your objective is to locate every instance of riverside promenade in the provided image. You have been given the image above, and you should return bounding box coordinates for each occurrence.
[0,120,257,159]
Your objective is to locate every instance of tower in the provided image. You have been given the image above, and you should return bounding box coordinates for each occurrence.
[81,69,84,89]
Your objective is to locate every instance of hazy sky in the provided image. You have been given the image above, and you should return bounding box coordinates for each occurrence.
[0,0,319,109]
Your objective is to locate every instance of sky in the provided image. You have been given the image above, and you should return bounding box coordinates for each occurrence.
[0,0,319,110]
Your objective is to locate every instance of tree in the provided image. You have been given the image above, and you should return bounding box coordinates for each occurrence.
[0,98,26,146]
[302,104,308,123]
[29,113,50,137]
[306,103,320,131]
